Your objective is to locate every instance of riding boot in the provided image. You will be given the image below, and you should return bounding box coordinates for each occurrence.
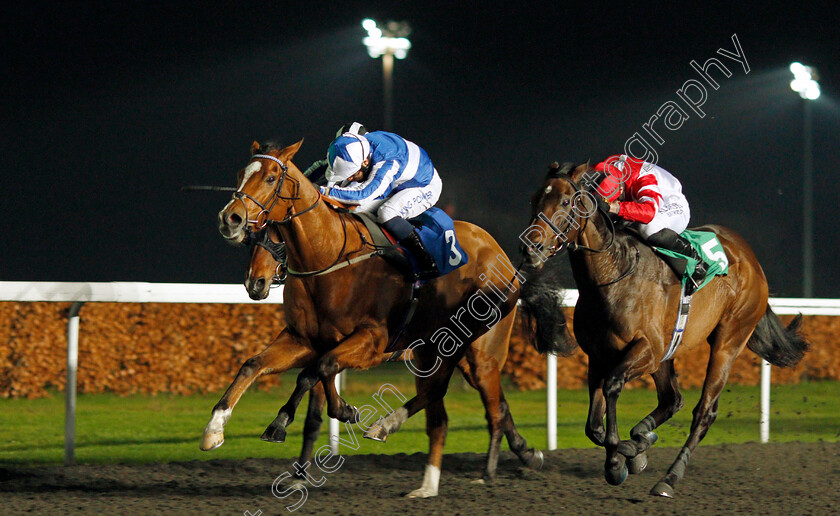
[647,228,708,293]
[399,231,440,281]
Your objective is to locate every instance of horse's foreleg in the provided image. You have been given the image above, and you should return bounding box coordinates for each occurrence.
[585,363,607,447]
[601,340,656,486]
[201,329,315,451]
[650,332,745,498]
[406,398,448,499]
[316,326,388,422]
[261,366,324,443]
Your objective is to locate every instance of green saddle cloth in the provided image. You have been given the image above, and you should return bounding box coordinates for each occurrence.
[653,230,729,292]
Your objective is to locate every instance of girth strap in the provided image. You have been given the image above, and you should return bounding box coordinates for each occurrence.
[662,288,692,362]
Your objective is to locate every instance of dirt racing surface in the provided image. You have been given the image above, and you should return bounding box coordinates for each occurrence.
[2,442,837,515]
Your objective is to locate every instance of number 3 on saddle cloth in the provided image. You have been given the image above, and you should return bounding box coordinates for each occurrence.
[652,230,729,292]
[356,207,469,282]
[402,207,469,281]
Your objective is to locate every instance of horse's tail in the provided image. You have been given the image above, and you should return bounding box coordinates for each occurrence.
[518,264,578,356]
[746,306,809,367]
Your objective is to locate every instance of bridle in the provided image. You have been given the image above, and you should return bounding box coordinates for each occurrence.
[529,172,638,286]
[534,173,617,257]
[231,153,321,231]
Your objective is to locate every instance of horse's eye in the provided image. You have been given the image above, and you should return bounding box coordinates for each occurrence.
[561,199,570,206]
[266,176,276,184]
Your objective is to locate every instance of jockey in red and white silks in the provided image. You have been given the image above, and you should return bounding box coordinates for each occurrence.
[595,154,707,293]
[595,155,690,239]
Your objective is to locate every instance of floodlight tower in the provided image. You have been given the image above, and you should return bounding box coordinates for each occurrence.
[789,62,820,298]
[362,19,412,131]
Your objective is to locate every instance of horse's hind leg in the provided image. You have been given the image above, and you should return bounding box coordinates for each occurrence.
[650,323,749,497]
[294,382,326,479]
[406,397,448,498]
[201,329,316,451]
[463,315,543,482]
[261,367,325,443]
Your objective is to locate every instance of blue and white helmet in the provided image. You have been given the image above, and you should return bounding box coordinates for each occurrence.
[326,133,371,183]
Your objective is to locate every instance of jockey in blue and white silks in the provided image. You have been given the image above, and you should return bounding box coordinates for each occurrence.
[320,130,443,279]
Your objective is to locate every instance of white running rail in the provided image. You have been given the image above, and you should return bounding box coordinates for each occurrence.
[1,282,837,462]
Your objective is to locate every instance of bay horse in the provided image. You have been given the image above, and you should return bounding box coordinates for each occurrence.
[520,162,808,497]
[206,140,571,497]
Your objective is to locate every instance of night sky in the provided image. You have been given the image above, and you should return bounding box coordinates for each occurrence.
[3,2,839,297]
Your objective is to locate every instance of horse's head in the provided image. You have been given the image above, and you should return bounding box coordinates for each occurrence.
[519,161,604,268]
[218,139,305,245]
[244,223,286,300]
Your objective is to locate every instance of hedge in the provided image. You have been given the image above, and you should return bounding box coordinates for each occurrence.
[0,301,834,398]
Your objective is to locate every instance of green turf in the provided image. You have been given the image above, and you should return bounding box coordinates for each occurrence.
[1,364,837,465]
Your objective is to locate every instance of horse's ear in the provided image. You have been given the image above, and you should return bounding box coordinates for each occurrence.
[279,138,304,162]
[250,141,261,155]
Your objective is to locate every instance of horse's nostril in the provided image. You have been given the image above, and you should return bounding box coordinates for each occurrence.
[227,212,243,226]
[254,278,265,292]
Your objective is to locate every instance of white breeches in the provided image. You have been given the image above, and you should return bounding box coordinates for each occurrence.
[639,198,690,238]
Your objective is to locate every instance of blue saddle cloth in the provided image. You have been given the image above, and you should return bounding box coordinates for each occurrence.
[405,207,468,279]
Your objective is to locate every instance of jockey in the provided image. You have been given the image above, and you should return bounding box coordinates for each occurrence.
[320,130,443,280]
[594,155,708,292]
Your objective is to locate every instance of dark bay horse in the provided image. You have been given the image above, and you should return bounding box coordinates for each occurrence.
[521,162,808,497]
[206,140,570,497]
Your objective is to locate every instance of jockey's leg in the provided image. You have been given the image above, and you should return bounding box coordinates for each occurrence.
[646,228,708,292]
[379,172,443,280]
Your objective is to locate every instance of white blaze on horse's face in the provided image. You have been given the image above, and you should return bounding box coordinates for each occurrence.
[238,161,262,191]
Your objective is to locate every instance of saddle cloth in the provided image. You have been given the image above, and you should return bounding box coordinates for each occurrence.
[354,207,468,280]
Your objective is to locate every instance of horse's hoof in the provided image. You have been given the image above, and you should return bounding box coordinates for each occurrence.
[200,432,224,451]
[260,424,287,443]
[528,449,545,470]
[406,486,438,498]
[363,420,388,442]
[470,478,486,485]
[627,451,648,475]
[650,480,675,498]
[605,463,629,486]
[643,431,659,446]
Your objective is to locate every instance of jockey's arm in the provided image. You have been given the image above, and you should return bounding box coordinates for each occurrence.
[616,199,657,223]
[320,160,399,204]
